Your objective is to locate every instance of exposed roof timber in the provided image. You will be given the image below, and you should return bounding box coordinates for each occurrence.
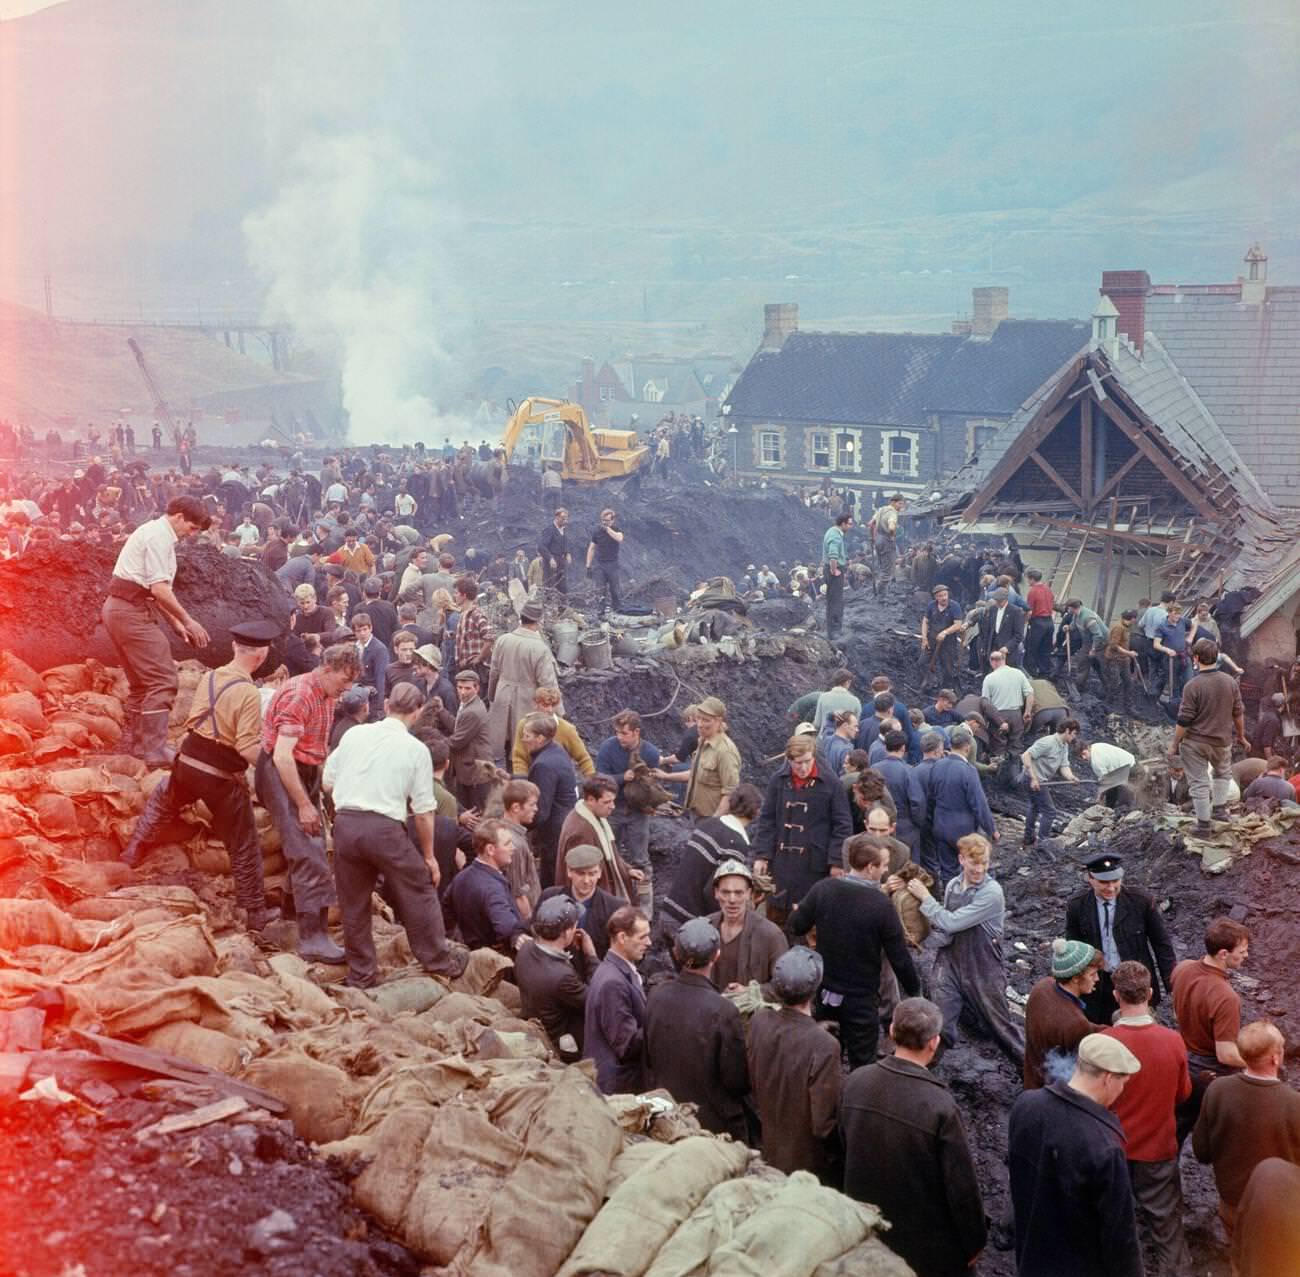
[1029,450,1084,507]
[1094,450,1144,505]
[1090,393,1222,523]
[959,356,1085,524]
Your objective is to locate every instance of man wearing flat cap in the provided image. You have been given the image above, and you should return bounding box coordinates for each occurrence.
[514,894,594,1059]
[644,918,749,1139]
[539,844,625,976]
[121,619,280,934]
[1065,853,1177,1024]
[1009,1033,1143,1277]
[487,598,558,761]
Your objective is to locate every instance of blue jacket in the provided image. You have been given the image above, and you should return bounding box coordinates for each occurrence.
[584,951,647,1094]
[446,859,526,951]
[927,754,995,846]
[594,735,662,813]
[527,740,578,856]
[357,636,388,718]
[856,701,921,765]
[874,756,925,852]
[818,733,854,777]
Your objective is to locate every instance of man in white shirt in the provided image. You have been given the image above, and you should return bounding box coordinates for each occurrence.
[323,680,468,987]
[101,495,212,765]
[981,647,1035,752]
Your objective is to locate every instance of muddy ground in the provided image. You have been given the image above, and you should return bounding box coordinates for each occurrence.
[630,579,1289,1277]
[4,457,1286,1276]
[0,1094,420,1277]
[0,540,292,673]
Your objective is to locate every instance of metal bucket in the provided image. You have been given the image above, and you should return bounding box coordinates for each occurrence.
[553,619,580,665]
[579,630,612,670]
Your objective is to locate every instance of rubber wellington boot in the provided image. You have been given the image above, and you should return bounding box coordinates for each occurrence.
[296,909,345,964]
[116,710,140,758]
[138,709,176,770]
[121,776,178,868]
[243,902,281,934]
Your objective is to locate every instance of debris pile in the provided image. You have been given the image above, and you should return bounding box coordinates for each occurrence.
[0,541,293,673]
[0,649,910,1276]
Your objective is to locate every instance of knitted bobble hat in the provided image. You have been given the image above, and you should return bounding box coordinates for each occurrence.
[1052,937,1099,981]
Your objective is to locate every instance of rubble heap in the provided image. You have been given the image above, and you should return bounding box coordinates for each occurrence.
[0,648,910,1277]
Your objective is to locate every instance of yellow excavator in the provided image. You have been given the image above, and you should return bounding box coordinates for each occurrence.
[501,397,649,483]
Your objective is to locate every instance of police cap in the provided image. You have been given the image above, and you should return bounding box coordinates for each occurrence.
[230,620,282,645]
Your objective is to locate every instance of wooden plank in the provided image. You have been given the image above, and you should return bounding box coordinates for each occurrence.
[69,1029,287,1114]
[1079,397,1094,507]
[1105,504,1139,620]
[1093,393,1221,523]
[1029,450,1085,508]
[1093,449,1144,505]
[1033,514,1188,549]
[1094,497,1119,613]
[1058,532,1091,601]
[135,1096,249,1141]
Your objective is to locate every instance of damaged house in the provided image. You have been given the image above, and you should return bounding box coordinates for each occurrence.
[721,291,1088,510]
[935,249,1300,664]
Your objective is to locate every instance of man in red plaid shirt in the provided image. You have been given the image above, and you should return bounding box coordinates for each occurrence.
[454,576,496,690]
[255,642,361,962]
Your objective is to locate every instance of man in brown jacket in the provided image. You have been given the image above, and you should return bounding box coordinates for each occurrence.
[1169,638,1247,833]
[1193,1019,1300,1236]
[706,859,788,992]
[1024,938,1106,1089]
[746,946,842,1182]
[447,670,494,810]
[680,697,742,819]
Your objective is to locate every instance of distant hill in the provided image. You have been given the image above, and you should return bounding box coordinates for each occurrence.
[0,299,332,439]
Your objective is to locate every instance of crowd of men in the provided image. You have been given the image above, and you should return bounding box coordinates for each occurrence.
[82,454,1299,1277]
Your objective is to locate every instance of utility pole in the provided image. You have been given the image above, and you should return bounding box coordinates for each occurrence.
[43,272,53,320]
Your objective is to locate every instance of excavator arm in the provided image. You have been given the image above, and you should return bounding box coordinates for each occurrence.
[502,397,619,479]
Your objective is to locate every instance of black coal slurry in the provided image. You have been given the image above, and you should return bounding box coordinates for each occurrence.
[464,465,828,597]
[0,1097,421,1277]
[0,539,293,673]
[732,580,1257,1276]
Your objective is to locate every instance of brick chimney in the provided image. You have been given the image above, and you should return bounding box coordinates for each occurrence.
[971,287,1009,338]
[1100,270,1150,352]
[761,302,799,351]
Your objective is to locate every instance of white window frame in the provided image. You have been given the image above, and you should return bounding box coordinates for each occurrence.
[598,384,615,403]
[809,430,832,470]
[880,429,920,479]
[758,430,784,467]
[836,430,861,473]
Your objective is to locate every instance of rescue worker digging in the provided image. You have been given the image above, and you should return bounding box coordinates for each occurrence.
[256,642,361,963]
[101,494,212,765]
[120,620,281,932]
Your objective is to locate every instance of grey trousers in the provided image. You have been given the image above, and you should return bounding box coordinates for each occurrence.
[333,808,459,987]
[254,751,336,915]
[1129,1158,1191,1277]
[101,596,179,714]
[1179,737,1232,821]
[931,928,1025,1063]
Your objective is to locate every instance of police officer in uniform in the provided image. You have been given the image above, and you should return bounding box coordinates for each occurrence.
[1064,852,1178,1024]
[120,621,281,933]
[101,495,212,765]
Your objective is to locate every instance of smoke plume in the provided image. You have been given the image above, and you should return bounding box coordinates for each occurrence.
[244,129,466,445]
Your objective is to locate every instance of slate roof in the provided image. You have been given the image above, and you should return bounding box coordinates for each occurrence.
[1146,287,1300,507]
[725,319,1088,427]
[938,336,1268,509]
